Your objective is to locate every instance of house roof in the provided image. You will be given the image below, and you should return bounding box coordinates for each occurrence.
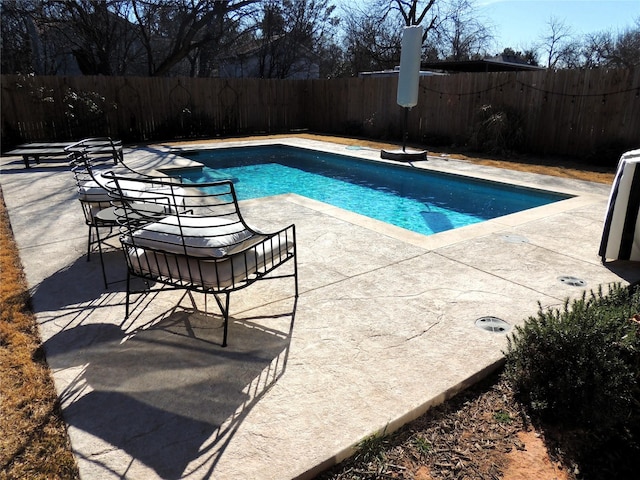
[358,67,447,77]
[422,55,545,73]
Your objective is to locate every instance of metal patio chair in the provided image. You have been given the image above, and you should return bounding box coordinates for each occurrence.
[68,149,120,288]
[103,171,298,347]
[67,139,182,288]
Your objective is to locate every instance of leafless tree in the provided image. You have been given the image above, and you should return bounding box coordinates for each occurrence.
[0,0,261,76]
[583,18,640,69]
[252,0,339,78]
[339,0,440,75]
[57,0,141,75]
[339,0,495,74]
[390,0,437,31]
[341,4,403,74]
[431,0,493,61]
[1,1,40,74]
[538,16,579,69]
[130,0,259,76]
[1,0,139,75]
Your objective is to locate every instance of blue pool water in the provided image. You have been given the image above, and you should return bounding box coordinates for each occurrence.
[174,145,571,236]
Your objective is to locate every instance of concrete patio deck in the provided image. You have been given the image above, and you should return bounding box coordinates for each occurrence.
[1,137,638,479]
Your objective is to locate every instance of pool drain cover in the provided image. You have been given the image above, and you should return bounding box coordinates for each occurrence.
[502,234,529,244]
[475,316,511,333]
[558,276,587,287]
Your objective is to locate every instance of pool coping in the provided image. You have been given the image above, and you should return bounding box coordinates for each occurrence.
[165,137,610,252]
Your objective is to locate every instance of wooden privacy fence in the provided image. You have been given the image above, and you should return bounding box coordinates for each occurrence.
[2,69,639,158]
[0,75,306,144]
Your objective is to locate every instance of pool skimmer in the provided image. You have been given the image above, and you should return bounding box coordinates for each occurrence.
[475,316,511,333]
[558,276,587,287]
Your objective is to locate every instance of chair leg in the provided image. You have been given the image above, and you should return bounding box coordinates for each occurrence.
[125,272,131,318]
[212,293,231,347]
[94,224,109,289]
[222,293,230,348]
[293,250,299,298]
[87,225,93,261]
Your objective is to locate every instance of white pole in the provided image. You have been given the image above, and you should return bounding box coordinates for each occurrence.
[397,25,423,108]
[380,25,427,161]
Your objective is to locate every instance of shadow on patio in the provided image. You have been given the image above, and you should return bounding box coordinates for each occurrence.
[44,300,297,478]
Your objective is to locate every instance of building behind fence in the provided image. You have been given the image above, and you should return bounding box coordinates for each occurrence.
[1,68,639,161]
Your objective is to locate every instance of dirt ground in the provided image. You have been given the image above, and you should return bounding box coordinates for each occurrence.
[318,373,573,480]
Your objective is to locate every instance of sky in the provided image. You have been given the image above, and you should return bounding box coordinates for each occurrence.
[478,0,640,53]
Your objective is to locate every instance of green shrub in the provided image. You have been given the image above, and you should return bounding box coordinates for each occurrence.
[503,284,640,435]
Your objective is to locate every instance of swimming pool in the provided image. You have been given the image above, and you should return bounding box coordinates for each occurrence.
[173,145,572,236]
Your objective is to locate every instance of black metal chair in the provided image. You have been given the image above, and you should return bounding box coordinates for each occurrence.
[68,149,120,288]
[66,139,181,288]
[103,171,298,347]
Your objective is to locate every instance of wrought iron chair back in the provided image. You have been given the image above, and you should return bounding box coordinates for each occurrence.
[66,139,182,287]
[68,147,121,287]
[103,171,298,347]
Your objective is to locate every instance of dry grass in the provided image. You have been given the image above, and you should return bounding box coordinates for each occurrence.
[0,189,80,480]
[0,134,615,479]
